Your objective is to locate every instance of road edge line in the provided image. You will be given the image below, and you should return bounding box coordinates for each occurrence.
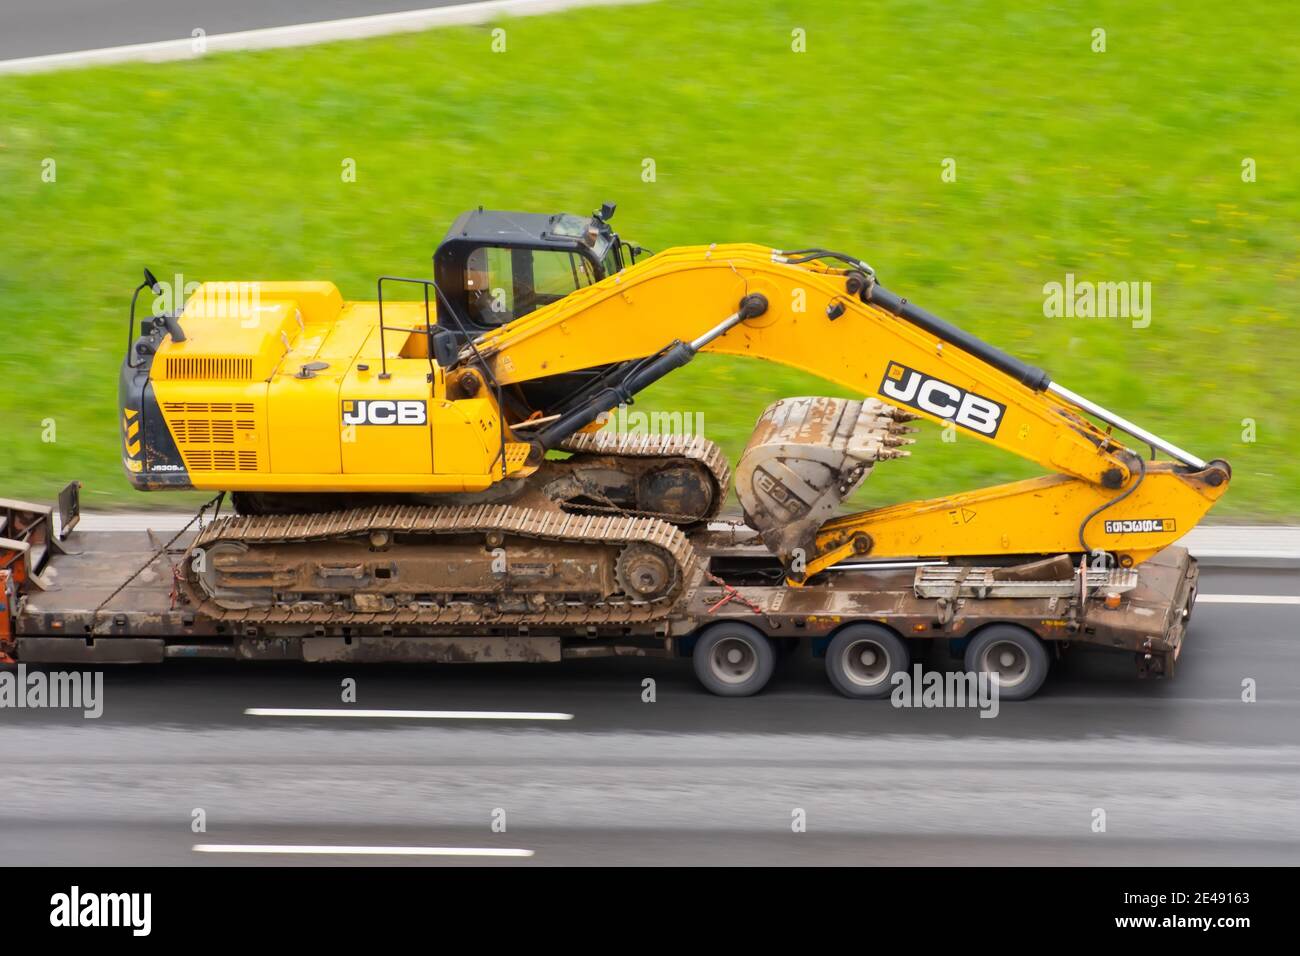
[0,0,653,75]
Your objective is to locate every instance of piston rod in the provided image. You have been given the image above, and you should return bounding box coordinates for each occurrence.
[1047,381,1206,469]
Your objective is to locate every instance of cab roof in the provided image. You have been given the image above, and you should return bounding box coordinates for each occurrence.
[439,208,599,251]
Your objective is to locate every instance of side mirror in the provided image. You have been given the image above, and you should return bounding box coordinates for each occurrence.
[126,266,167,365]
[596,201,616,222]
[624,242,652,264]
[429,326,460,368]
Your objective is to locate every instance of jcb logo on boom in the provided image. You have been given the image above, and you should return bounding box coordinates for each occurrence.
[879,362,1006,437]
[341,400,428,426]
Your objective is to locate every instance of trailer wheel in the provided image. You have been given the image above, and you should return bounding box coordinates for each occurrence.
[825,623,910,699]
[963,625,1050,701]
[692,623,775,697]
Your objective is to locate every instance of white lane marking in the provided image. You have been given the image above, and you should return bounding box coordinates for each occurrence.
[75,513,196,532]
[1197,594,1300,605]
[0,0,651,74]
[245,707,574,720]
[194,844,532,857]
[1038,697,1300,706]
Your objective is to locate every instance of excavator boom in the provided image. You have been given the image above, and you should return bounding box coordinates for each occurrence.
[466,243,1229,575]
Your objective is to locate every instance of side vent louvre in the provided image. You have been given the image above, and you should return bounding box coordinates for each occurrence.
[166,357,253,380]
[170,420,251,445]
[166,402,261,473]
[163,402,255,414]
[180,449,260,472]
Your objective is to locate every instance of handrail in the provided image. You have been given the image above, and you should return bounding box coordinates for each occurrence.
[372,275,508,478]
[375,276,436,385]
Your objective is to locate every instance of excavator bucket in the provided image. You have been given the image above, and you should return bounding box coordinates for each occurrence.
[734,397,916,563]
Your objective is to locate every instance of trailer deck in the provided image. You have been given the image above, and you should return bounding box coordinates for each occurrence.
[2,489,1199,693]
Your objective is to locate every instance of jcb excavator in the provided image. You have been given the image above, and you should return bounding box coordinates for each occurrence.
[118,203,1230,625]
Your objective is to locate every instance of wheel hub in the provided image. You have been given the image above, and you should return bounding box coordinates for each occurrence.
[983,640,1030,687]
[710,637,758,684]
[615,543,679,602]
[843,639,890,686]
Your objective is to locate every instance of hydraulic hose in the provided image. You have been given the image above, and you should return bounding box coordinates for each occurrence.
[1077,454,1147,558]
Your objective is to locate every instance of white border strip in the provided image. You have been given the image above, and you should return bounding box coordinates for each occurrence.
[245,707,574,720]
[194,843,533,856]
[0,0,650,75]
[1196,594,1300,606]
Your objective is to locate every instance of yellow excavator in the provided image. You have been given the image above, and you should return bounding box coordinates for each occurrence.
[118,203,1230,621]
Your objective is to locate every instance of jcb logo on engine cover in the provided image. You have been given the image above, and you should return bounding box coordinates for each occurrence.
[342,400,428,426]
[879,362,1006,437]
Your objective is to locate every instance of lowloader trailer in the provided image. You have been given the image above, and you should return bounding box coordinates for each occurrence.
[1,483,1199,700]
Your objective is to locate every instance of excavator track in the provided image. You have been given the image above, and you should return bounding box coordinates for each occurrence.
[182,503,697,626]
[552,431,732,523]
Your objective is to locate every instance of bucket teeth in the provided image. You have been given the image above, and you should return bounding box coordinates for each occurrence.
[873,402,921,423]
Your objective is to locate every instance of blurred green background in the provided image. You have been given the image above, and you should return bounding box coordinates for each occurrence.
[0,0,1295,515]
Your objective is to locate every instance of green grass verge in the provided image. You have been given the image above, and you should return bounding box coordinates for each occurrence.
[0,0,1296,516]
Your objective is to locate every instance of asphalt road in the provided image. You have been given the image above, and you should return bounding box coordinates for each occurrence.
[1,566,1297,866]
[0,0,480,60]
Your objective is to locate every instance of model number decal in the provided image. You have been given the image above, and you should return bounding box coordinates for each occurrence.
[879,362,1006,437]
[1104,518,1176,534]
[342,399,428,426]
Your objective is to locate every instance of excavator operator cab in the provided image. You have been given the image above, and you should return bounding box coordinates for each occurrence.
[433,202,633,333]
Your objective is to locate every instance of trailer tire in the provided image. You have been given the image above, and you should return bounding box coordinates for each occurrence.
[692,623,775,697]
[963,625,1050,701]
[825,623,910,699]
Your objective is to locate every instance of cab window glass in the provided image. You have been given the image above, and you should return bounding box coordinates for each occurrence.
[532,250,596,299]
[601,245,621,276]
[465,247,596,326]
[465,246,515,326]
